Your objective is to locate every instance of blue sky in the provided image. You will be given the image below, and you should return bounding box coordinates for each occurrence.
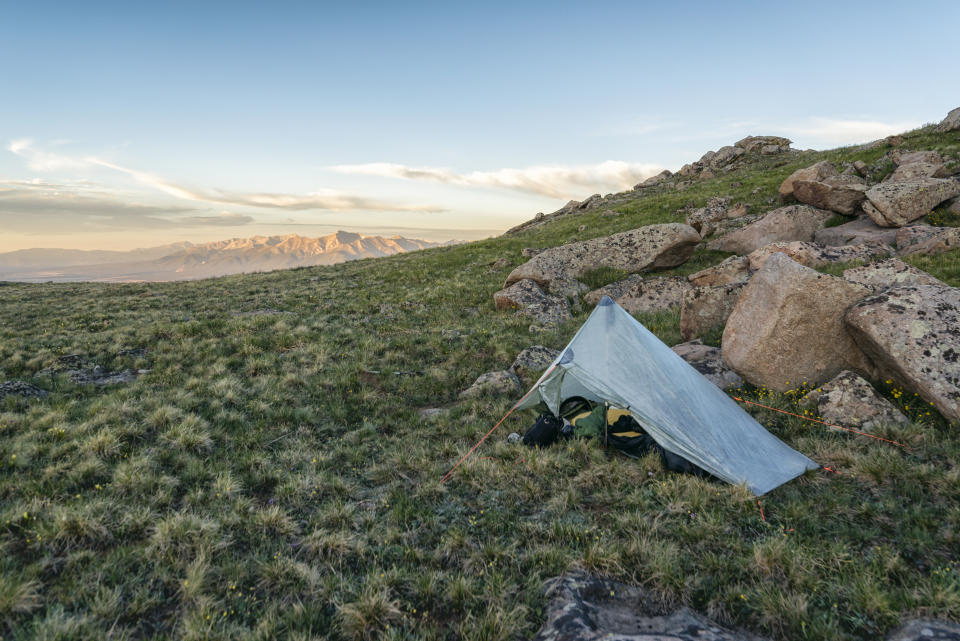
[1,0,957,250]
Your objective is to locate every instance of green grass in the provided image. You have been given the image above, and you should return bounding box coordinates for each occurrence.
[1,124,960,641]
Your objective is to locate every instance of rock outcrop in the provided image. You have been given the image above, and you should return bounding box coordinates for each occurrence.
[614,277,692,315]
[845,285,960,423]
[504,224,700,293]
[511,345,560,379]
[793,175,867,215]
[493,279,571,326]
[687,256,751,287]
[895,224,943,250]
[899,227,960,257]
[671,340,744,390]
[707,205,832,254]
[583,274,645,306]
[937,106,960,133]
[680,283,745,341]
[459,370,521,399]
[814,216,898,247]
[842,259,946,292]
[746,241,893,271]
[533,574,763,641]
[779,160,836,201]
[722,253,874,391]
[0,380,49,401]
[800,370,908,429]
[862,178,960,227]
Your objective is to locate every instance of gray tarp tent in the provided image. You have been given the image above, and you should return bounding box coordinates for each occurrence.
[516,296,818,495]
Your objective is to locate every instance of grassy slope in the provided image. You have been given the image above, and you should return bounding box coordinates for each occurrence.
[2,126,960,641]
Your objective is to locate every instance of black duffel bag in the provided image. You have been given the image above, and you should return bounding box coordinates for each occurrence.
[522,412,564,447]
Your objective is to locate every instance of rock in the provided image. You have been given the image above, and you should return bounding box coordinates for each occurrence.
[706,213,765,239]
[686,199,750,236]
[735,135,791,153]
[843,259,946,292]
[599,209,623,217]
[899,227,960,257]
[687,256,751,287]
[493,279,571,326]
[504,223,700,293]
[722,253,874,392]
[638,170,672,187]
[863,178,960,227]
[801,370,909,429]
[815,216,898,247]
[533,573,764,641]
[0,380,49,401]
[418,407,449,420]
[747,241,893,271]
[853,160,869,177]
[845,285,960,423]
[779,160,837,201]
[793,175,867,215]
[506,432,522,444]
[614,277,692,315]
[886,162,950,183]
[521,247,545,258]
[707,205,832,254]
[888,619,960,641]
[680,283,745,341]
[511,345,560,378]
[896,151,944,166]
[583,274,645,306]
[949,197,960,216]
[709,145,745,169]
[490,257,511,270]
[70,368,138,386]
[671,341,744,390]
[896,224,942,249]
[936,106,960,133]
[459,370,521,399]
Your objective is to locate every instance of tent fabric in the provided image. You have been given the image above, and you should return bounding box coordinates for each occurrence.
[516,296,818,495]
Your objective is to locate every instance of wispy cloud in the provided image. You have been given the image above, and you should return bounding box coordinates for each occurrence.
[0,179,255,233]
[776,117,923,147]
[8,140,446,213]
[331,160,664,199]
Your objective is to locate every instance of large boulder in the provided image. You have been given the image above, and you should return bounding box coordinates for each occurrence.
[504,224,700,293]
[680,283,745,341]
[583,274,644,306]
[735,135,791,153]
[862,178,960,227]
[845,285,960,423]
[814,216,898,247]
[937,106,960,132]
[671,340,744,390]
[614,277,692,315]
[459,370,521,399]
[493,279,571,326]
[842,259,946,292]
[722,253,875,391]
[800,370,908,430]
[747,241,893,271]
[511,345,560,379]
[793,175,868,215]
[707,205,833,254]
[687,256,751,287]
[779,160,837,201]
[534,573,760,641]
[895,224,943,250]
[898,227,960,257]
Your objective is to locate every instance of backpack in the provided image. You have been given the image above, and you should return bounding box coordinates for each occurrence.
[522,412,564,447]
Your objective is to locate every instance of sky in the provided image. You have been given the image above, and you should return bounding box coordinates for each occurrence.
[1,0,958,251]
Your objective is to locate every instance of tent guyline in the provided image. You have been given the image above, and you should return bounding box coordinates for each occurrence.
[440,365,555,484]
[732,397,909,450]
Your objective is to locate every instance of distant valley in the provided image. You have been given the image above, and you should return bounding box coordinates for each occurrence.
[0,231,453,282]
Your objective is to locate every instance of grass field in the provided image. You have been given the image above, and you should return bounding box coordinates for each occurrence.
[2,125,960,640]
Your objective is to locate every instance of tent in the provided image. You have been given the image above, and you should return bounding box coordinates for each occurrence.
[516,296,818,495]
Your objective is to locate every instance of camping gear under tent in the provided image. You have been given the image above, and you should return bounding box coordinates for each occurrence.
[516,296,818,495]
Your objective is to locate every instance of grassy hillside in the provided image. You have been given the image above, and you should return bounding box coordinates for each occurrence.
[2,125,960,641]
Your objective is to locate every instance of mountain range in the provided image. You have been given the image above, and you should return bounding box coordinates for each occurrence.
[0,231,451,282]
